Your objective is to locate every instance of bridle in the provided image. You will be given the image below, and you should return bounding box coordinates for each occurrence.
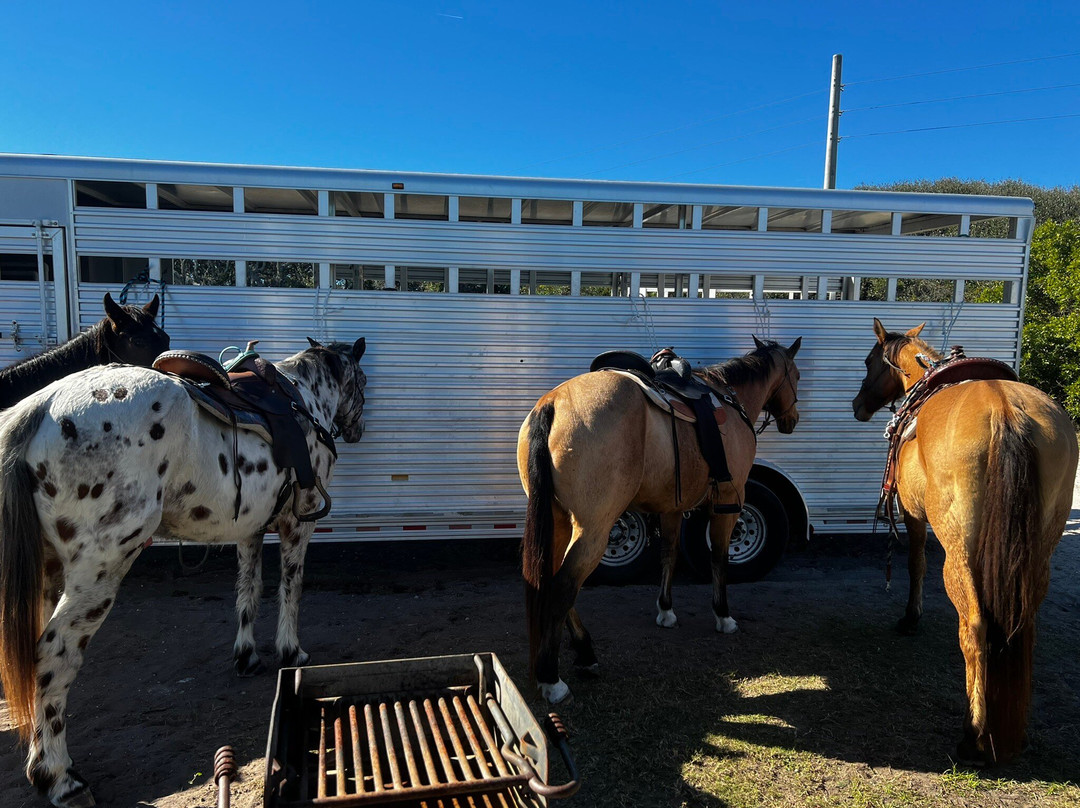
[332,363,367,439]
[758,352,799,435]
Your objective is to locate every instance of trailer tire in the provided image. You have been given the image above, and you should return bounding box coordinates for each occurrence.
[679,480,789,584]
[587,511,659,585]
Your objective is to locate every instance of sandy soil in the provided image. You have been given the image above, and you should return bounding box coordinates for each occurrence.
[2,476,1078,808]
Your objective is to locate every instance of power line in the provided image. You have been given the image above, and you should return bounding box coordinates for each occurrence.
[845,51,1080,87]
[845,111,1080,138]
[663,141,819,180]
[581,116,820,178]
[518,88,824,173]
[844,81,1080,113]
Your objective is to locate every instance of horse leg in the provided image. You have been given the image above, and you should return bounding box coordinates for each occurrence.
[655,511,684,628]
[709,512,741,633]
[565,608,599,676]
[940,551,990,765]
[536,517,610,704]
[233,533,266,676]
[29,542,147,808]
[896,515,928,635]
[275,515,316,667]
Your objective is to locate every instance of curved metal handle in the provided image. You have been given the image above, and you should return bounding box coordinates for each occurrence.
[486,698,580,799]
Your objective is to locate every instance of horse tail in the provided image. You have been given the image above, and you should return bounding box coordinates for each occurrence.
[973,403,1041,762]
[0,403,47,742]
[521,402,556,678]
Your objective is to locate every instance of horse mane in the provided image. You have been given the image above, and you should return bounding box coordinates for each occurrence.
[0,320,110,408]
[697,340,781,389]
[884,332,942,366]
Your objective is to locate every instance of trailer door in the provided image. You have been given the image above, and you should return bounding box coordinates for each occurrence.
[0,223,68,366]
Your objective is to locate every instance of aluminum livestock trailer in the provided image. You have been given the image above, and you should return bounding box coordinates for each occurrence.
[0,154,1034,581]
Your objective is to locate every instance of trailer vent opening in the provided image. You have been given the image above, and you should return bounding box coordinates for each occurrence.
[75,180,147,209]
[157,183,233,212]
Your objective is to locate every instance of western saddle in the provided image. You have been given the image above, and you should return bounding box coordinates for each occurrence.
[152,342,337,523]
[590,347,753,513]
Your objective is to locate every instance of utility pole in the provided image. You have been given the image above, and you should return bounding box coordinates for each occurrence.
[823,53,843,190]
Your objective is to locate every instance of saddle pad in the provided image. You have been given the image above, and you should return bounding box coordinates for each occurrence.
[183,383,274,444]
[604,369,726,425]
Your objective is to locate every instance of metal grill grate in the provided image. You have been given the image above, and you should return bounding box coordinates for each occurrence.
[305,689,528,805]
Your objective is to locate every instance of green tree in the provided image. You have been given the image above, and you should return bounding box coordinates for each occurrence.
[1022,220,1080,420]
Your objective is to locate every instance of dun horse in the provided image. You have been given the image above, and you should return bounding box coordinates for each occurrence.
[0,337,366,807]
[0,293,169,409]
[852,319,1077,765]
[519,337,802,704]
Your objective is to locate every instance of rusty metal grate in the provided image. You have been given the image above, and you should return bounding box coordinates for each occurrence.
[266,654,577,808]
[305,689,525,805]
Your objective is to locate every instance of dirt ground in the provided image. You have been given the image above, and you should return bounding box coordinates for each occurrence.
[2,478,1079,808]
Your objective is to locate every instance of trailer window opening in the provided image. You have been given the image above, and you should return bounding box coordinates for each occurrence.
[896,278,955,303]
[969,216,1016,239]
[161,258,236,286]
[963,280,1006,303]
[74,180,147,209]
[767,208,823,233]
[331,191,385,218]
[398,266,447,292]
[859,278,889,301]
[78,256,149,283]
[157,184,233,212]
[0,253,53,282]
[458,197,512,223]
[900,213,961,236]
[395,194,449,221]
[521,199,573,226]
[458,268,512,294]
[244,188,317,216]
[700,205,758,231]
[582,202,633,227]
[333,264,386,290]
[830,210,893,235]
[246,261,316,288]
[643,204,692,229]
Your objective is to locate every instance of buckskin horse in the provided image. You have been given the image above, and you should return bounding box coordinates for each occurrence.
[852,318,1077,765]
[519,337,802,704]
[0,337,366,807]
[0,293,169,410]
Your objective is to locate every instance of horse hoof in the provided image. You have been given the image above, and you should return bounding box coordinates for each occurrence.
[715,616,738,634]
[656,609,678,628]
[281,648,310,668]
[540,679,571,705]
[954,739,990,768]
[54,778,96,808]
[574,662,601,679]
[235,651,267,677]
[895,616,919,636]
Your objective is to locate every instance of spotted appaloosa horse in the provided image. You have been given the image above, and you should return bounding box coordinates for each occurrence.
[852,319,1077,765]
[0,337,366,807]
[0,293,169,410]
[519,337,801,705]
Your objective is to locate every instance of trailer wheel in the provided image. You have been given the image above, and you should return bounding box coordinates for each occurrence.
[679,480,789,584]
[588,511,658,585]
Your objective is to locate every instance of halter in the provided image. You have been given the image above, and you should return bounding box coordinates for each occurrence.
[332,373,366,439]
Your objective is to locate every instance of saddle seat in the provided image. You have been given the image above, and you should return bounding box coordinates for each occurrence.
[590,347,735,500]
[152,348,335,519]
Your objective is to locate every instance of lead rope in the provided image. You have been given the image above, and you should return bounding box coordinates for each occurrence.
[118,270,168,328]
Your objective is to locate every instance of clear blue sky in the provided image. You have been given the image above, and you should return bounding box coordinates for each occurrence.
[2,1,1078,189]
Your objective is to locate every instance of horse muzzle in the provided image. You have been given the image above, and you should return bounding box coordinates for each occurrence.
[341,418,364,443]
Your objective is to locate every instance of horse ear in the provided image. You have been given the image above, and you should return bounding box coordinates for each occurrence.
[307,336,323,348]
[873,318,888,344]
[141,295,160,319]
[351,337,366,361]
[787,336,802,357]
[752,335,766,351]
[906,322,926,338]
[103,293,134,330]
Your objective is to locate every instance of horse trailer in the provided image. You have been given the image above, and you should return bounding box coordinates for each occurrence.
[0,154,1034,582]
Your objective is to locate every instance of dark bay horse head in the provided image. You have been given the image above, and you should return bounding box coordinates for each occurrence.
[305,336,367,442]
[754,335,802,433]
[101,292,170,366]
[851,318,926,421]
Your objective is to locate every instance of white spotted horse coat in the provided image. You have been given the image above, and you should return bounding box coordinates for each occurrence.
[0,338,366,808]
